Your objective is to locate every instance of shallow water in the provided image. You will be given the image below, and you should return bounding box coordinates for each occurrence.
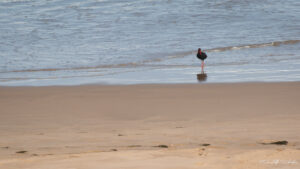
[0,0,299,86]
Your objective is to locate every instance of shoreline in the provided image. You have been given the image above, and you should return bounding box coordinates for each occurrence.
[1,82,299,169]
[1,80,299,87]
[1,58,300,86]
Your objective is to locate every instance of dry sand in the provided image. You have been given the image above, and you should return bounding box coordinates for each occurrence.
[0,82,300,169]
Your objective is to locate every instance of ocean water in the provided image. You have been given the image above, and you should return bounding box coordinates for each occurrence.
[0,0,299,86]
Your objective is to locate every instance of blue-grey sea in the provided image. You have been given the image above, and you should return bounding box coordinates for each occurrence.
[0,0,300,86]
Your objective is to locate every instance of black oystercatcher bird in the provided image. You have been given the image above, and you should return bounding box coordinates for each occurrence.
[196,48,207,72]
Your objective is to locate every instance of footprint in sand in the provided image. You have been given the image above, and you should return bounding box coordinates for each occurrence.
[198,148,207,156]
[198,144,211,156]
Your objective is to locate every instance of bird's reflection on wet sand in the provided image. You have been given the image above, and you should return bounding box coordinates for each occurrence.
[197,72,207,82]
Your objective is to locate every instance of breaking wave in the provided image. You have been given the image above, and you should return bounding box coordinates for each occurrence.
[206,40,300,52]
[167,40,300,59]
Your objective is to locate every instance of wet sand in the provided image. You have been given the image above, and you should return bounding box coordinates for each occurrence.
[0,82,300,169]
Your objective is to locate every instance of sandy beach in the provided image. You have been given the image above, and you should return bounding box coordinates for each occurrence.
[0,82,299,169]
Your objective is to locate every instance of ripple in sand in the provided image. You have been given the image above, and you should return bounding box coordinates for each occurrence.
[260,140,288,145]
[16,151,27,154]
[153,145,168,148]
